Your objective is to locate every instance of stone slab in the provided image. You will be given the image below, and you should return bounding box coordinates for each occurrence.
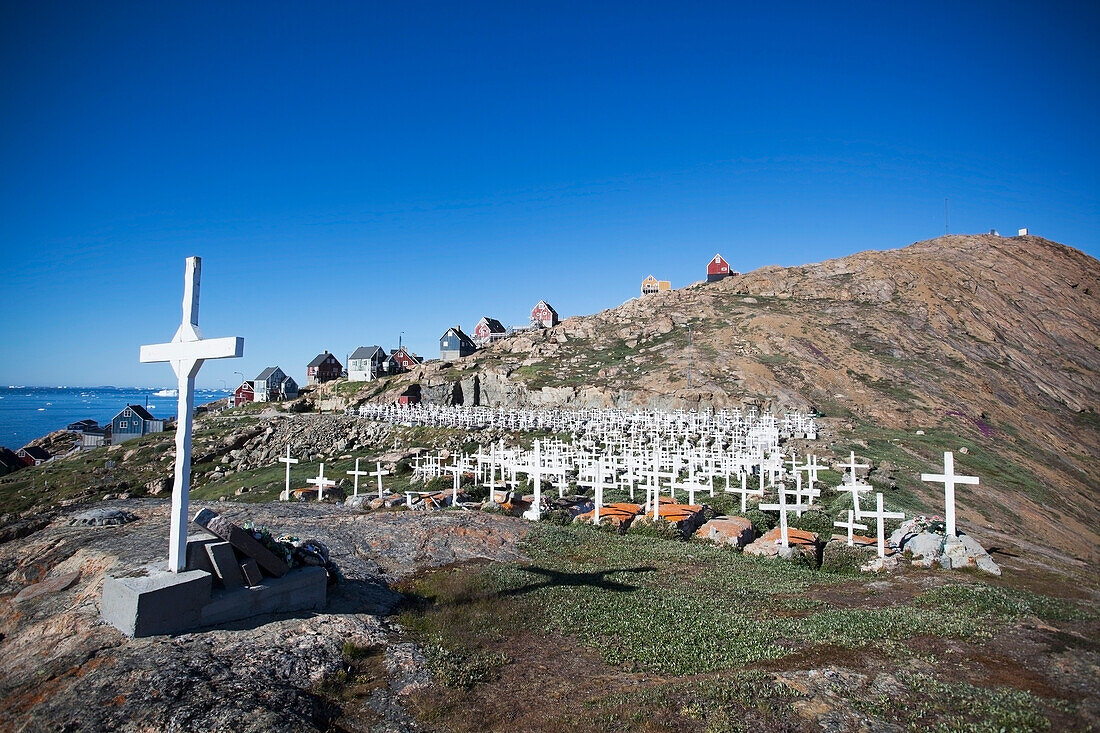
[240,558,262,587]
[206,542,244,588]
[14,571,80,603]
[101,569,212,637]
[193,508,288,577]
[200,566,327,627]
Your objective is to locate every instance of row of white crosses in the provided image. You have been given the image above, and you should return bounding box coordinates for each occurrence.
[275,444,389,501]
[358,403,815,449]
[410,436,829,528]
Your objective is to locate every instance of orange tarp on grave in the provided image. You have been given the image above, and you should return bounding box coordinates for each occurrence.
[760,526,820,546]
[656,503,704,522]
[576,502,642,524]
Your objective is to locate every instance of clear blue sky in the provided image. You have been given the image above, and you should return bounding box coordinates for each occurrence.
[2,2,1097,388]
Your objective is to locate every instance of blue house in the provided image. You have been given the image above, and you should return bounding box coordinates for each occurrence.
[440,326,477,360]
[110,405,165,444]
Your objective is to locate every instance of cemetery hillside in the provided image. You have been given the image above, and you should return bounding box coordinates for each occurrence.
[338,233,1100,562]
[2,232,1099,732]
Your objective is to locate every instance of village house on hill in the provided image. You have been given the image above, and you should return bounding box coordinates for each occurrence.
[348,346,386,381]
[111,404,164,444]
[384,347,422,375]
[472,317,508,347]
[530,300,559,328]
[707,254,738,282]
[641,275,671,296]
[236,366,299,406]
[16,445,50,467]
[306,351,342,385]
[440,326,477,360]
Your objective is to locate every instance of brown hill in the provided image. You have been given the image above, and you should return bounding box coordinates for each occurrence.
[336,234,1100,561]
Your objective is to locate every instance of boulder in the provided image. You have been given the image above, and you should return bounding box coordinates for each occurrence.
[698,516,755,548]
[744,526,822,564]
[904,532,946,567]
[941,533,1001,575]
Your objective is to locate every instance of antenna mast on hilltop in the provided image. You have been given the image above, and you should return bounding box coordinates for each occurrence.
[944,198,950,235]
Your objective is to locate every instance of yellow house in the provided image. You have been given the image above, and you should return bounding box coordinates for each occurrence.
[640,275,671,296]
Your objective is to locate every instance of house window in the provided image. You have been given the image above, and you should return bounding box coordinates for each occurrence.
[119,420,128,429]
[123,409,131,417]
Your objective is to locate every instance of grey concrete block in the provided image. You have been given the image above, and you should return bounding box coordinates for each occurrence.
[201,566,327,628]
[101,569,212,637]
[206,542,244,588]
[185,534,219,574]
[240,558,262,587]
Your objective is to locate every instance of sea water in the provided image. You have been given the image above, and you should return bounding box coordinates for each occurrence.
[0,386,231,449]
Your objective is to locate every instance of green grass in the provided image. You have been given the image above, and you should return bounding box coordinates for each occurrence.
[394,522,1092,730]
[399,523,1085,678]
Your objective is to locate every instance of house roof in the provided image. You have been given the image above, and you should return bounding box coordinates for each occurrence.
[441,327,476,349]
[308,351,341,368]
[478,317,506,333]
[533,300,558,316]
[349,345,384,360]
[0,448,22,471]
[255,367,282,381]
[236,381,255,392]
[118,404,156,421]
[19,446,50,460]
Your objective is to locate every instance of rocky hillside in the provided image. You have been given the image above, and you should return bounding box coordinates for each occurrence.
[326,234,1100,560]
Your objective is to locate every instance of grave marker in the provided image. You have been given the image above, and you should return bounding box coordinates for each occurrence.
[278,444,298,501]
[346,458,370,497]
[307,462,336,501]
[139,256,244,572]
[921,451,978,537]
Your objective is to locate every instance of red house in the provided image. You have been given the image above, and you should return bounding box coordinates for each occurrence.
[307,351,342,385]
[707,254,737,282]
[397,385,422,406]
[472,317,507,346]
[234,381,255,407]
[16,446,50,466]
[530,300,559,328]
[385,347,421,374]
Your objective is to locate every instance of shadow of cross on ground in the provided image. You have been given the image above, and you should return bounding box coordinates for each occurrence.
[500,566,658,597]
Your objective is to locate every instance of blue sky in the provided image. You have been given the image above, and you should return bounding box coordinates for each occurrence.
[1,2,1097,389]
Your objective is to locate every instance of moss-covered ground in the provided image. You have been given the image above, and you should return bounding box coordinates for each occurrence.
[389,521,1097,732]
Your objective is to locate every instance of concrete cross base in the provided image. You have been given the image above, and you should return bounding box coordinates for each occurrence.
[101,565,327,638]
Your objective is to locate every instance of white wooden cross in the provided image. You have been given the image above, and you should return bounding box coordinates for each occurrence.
[370,461,390,499]
[278,444,298,501]
[835,451,872,518]
[520,440,545,521]
[443,456,464,505]
[921,451,978,537]
[139,256,244,573]
[864,492,905,558]
[729,470,763,513]
[346,458,370,497]
[307,462,337,501]
[833,509,868,546]
[759,485,793,548]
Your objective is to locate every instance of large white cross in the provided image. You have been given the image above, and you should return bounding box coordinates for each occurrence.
[921,451,978,537]
[278,444,298,501]
[139,257,243,573]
